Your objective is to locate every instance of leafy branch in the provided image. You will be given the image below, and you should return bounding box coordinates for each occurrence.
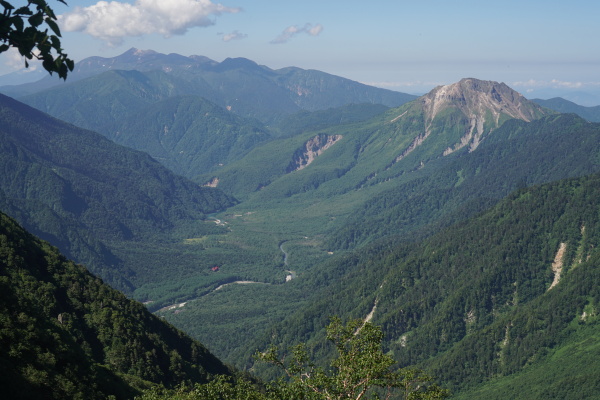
[0,0,74,79]
[257,317,450,400]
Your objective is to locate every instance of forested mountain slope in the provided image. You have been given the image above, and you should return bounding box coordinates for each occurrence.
[14,68,275,179]
[0,212,231,399]
[0,93,235,290]
[328,112,600,248]
[271,103,390,137]
[244,172,600,398]
[155,82,600,366]
[202,78,553,200]
[111,95,272,177]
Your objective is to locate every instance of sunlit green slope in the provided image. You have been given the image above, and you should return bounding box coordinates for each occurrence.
[242,172,600,397]
[161,111,600,369]
[205,78,552,200]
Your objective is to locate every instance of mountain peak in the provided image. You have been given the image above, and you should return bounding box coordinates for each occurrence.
[216,57,263,72]
[423,78,540,123]
[126,47,157,56]
[412,78,551,153]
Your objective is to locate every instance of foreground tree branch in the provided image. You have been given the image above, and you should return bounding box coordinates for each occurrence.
[0,0,74,79]
[257,317,450,400]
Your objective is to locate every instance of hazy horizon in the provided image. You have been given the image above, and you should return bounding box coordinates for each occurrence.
[1,0,598,105]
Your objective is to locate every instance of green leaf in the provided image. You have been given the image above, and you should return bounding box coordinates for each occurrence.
[28,12,44,28]
[14,7,33,16]
[44,5,56,20]
[10,15,23,32]
[44,17,60,36]
[0,1,14,11]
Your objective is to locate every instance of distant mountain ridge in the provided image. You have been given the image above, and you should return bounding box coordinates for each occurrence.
[14,48,416,124]
[75,48,218,75]
[12,48,418,179]
[532,97,600,122]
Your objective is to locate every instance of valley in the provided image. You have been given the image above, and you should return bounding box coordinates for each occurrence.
[1,48,600,399]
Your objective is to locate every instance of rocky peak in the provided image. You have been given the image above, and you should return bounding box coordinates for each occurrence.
[388,78,551,164]
[417,78,549,153]
[422,78,541,123]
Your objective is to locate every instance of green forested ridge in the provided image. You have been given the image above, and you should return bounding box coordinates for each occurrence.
[533,97,600,122]
[113,95,272,177]
[0,92,235,290]
[271,103,390,137]
[241,172,600,397]
[327,113,600,248]
[21,69,197,131]
[0,211,231,399]
[203,79,552,201]
[450,321,600,399]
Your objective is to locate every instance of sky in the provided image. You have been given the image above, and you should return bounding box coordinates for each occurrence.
[3,0,600,103]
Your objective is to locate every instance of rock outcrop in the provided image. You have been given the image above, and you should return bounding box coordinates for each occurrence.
[288,134,343,172]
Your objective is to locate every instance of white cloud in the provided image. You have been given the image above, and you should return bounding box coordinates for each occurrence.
[4,48,27,70]
[59,0,241,45]
[307,24,324,36]
[221,30,247,42]
[2,47,41,72]
[271,23,323,44]
[512,79,585,89]
[361,80,443,91]
[550,79,583,89]
[362,80,437,88]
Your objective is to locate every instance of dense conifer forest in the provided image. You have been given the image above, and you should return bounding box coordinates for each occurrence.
[0,212,231,399]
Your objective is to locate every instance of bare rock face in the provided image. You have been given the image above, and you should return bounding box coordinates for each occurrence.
[417,78,551,155]
[422,78,542,124]
[203,177,220,187]
[288,134,343,172]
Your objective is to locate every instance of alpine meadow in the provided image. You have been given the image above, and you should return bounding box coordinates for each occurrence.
[1,1,600,398]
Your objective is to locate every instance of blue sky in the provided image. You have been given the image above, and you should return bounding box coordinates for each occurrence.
[3,0,600,102]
